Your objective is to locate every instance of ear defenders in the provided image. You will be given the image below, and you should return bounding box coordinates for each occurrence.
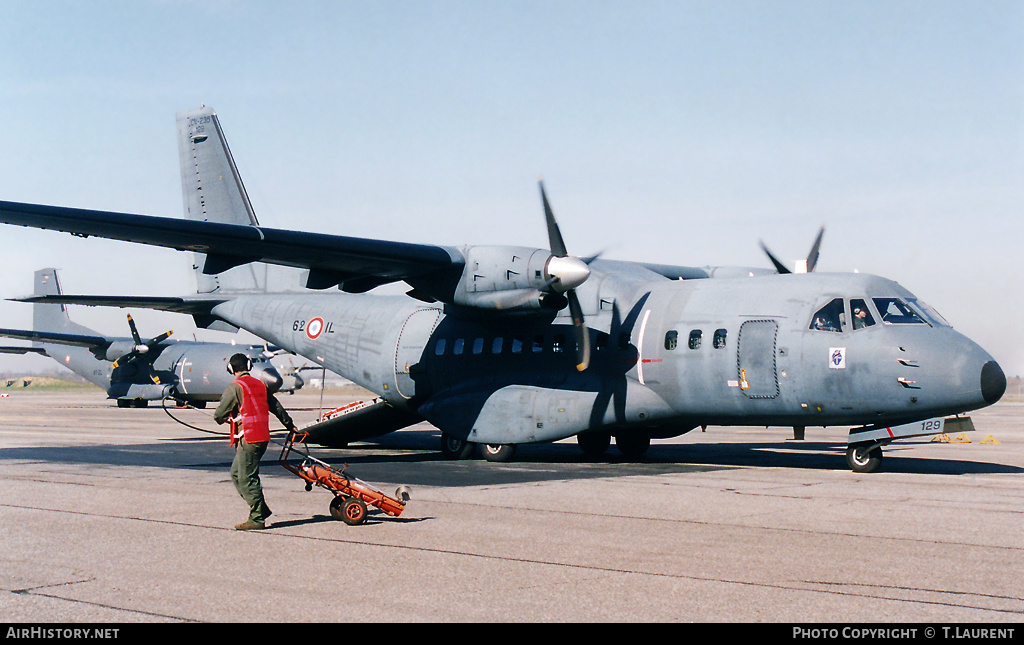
[227,353,254,374]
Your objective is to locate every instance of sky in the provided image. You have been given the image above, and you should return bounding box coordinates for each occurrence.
[1,1,1022,377]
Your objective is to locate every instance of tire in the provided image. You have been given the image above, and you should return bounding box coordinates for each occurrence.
[846,443,884,473]
[615,433,651,459]
[440,433,475,460]
[330,496,368,525]
[577,432,611,456]
[479,443,517,462]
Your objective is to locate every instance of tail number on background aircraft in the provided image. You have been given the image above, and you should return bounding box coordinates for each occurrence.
[294,317,333,340]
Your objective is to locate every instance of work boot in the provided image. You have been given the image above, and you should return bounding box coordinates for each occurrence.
[234,520,267,531]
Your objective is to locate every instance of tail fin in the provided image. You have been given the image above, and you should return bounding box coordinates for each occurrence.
[29,268,112,390]
[32,268,99,337]
[177,106,276,294]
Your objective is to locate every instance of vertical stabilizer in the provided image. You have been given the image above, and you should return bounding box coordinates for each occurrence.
[177,106,269,294]
[31,268,112,389]
[33,268,97,336]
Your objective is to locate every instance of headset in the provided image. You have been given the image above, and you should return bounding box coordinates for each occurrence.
[226,353,253,375]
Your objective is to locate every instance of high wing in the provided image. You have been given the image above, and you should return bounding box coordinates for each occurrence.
[0,200,465,293]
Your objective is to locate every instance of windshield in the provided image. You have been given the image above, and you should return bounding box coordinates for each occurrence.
[907,298,950,327]
[872,298,926,325]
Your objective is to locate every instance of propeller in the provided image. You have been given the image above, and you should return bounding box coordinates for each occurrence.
[111,314,173,370]
[539,181,592,372]
[760,226,825,274]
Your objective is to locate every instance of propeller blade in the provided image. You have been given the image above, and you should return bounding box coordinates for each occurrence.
[806,226,825,273]
[126,314,142,345]
[539,181,568,257]
[538,181,590,371]
[567,290,590,372]
[759,241,791,274]
[148,330,173,347]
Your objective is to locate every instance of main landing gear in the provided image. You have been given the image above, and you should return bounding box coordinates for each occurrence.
[440,431,652,462]
[439,433,519,462]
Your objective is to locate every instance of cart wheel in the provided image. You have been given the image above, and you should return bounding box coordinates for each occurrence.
[330,496,367,525]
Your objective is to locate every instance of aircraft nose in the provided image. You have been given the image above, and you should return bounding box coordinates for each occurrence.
[251,364,284,393]
[980,360,1006,405]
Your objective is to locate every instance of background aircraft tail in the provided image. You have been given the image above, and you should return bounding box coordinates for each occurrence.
[33,268,101,337]
[177,106,302,295]
[30,268,112,389]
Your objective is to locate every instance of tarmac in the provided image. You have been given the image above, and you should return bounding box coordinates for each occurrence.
[0,390,1021,623]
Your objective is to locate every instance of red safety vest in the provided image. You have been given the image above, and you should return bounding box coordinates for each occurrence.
[235,374,271,443]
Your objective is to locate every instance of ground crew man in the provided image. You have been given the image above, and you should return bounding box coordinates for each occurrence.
[214,353,295,530]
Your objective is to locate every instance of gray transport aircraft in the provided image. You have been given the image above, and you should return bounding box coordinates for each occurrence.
[0,107,1006,471]
[0,267,299,407]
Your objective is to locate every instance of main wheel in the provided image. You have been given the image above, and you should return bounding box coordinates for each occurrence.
[479,443,517,462]
[846,443,884,473]
[615,433,651,459]
[330,496,368,525]
[577,432,611,457]
[440,432,475,460]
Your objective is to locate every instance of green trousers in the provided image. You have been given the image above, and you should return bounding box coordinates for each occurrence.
[230,438,271,524]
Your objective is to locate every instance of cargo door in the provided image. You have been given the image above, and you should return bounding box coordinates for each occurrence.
[737,320,779,399]
[394,309,442,399]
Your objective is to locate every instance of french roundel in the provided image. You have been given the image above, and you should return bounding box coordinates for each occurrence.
[306,317,325,340]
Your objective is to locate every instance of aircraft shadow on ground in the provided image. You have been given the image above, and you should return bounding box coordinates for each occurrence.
[2,431,1019,490]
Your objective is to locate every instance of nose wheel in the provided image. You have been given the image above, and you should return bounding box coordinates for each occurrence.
[846,443,884,473]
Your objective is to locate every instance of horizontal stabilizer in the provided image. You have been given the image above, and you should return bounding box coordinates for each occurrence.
[0,327,109,349]
[11,294,222,316]
[0,346,48,355]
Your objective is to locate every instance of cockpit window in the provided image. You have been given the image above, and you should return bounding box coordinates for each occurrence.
[907,298,949,327]
[850,299,875,330]
[810,298,845,332]
[873,298,926,324]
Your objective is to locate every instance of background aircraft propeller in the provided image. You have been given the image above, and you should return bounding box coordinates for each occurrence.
[539,181,592,371]
[759,226,825,274]
[111,313,172,372]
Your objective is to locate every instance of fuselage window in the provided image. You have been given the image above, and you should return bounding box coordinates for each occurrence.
[688,330,702,350]
[453,338,465,355]
[434,339,447,356]
[873,298,926,324]
[491,337,504,354]
[595,332,609,352]
[511,336,524,354]
[850,299,876,330]
[472,338,484,355]
[810,298,845,332]
[532,335,545,353]
[713,329,727,349]
[552,334,566,353]
[618,333,631,350]
[665,330,678,350]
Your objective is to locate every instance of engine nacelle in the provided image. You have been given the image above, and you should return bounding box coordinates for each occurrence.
[449,245,587,311]
[103,340,138,362]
